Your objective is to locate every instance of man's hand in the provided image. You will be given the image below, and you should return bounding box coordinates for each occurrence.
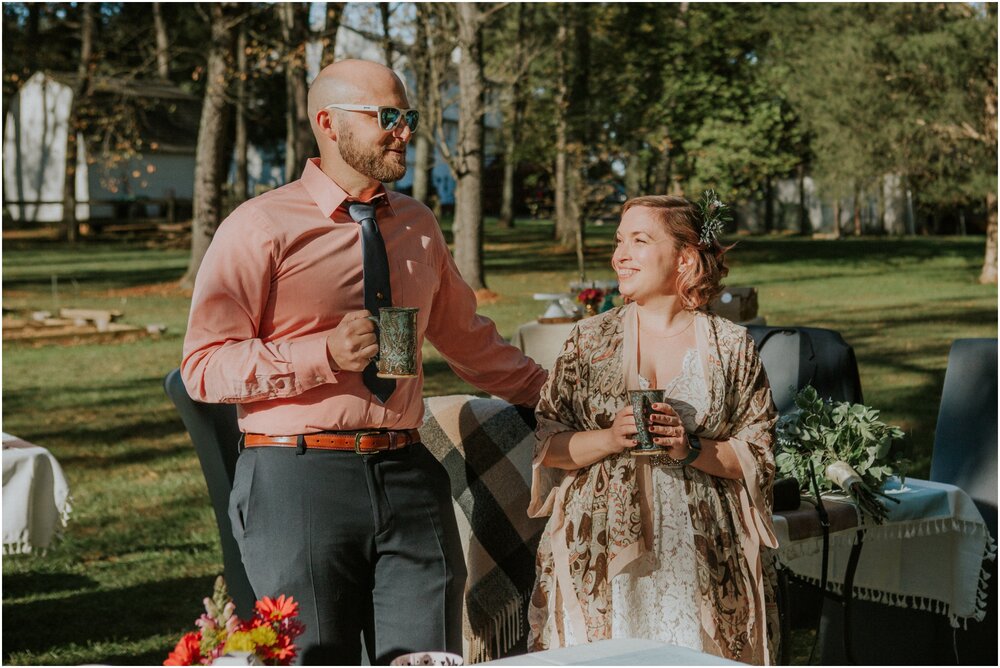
[327,310,378,372]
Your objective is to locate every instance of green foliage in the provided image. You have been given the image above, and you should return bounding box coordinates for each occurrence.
[776,386,908,521]
[776,386,906,490]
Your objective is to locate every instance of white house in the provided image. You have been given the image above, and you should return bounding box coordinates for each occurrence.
[3,71,202,223]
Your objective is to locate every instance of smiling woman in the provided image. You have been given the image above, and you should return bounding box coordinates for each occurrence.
[528,193,783,664]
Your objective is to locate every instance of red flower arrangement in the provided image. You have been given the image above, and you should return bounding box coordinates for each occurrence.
[576,288,605,306]
[165,577,304,666]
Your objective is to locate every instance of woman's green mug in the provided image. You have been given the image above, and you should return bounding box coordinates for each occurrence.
[628,389,669,455]
[367,307,420,378]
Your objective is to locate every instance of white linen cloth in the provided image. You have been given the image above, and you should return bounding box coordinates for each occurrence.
[510,321,577,371]
[481,638,741,666]
[773,477,996,627]
[2,433,72,554]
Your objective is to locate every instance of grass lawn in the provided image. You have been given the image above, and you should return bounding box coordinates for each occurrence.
[2,219,996,665]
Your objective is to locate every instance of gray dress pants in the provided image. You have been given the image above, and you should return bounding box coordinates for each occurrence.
[229,443,466,665]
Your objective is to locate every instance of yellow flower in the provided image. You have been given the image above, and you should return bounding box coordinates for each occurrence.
[223,631,256,653]
[250,626,278,647]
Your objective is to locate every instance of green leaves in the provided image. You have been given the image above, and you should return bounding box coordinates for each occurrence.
[776,385,908,509]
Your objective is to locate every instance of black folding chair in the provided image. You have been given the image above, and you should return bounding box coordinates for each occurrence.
[930,338,998,664]
[748,325,866,663]
[164,368,256,618]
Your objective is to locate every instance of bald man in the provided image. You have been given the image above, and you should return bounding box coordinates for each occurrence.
[182,60,547,664]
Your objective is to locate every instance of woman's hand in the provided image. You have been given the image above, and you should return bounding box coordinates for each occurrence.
[648,402,691,459]
[607,405,640,453]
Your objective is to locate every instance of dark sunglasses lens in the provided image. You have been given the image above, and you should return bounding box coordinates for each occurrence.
[379,107,402,131]
[404,110,420,133]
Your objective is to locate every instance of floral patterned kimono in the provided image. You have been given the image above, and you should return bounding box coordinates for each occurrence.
[527,304,781,664]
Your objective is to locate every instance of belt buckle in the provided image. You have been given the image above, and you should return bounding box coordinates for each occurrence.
[354,430,383,455]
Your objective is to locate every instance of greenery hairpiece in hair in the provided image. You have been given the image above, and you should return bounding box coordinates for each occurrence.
[696,190,732,246]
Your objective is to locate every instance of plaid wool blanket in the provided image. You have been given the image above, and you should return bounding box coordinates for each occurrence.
[420,395,547,664]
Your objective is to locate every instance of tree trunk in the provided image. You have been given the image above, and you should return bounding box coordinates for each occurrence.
[980,43,997,284]
[798,163,810,235]
[181,4,236,289]
[497,3,527,230]
[832,198,841,239]
[379,2,393,66]
[234,21,248,203]
[764,175,775,233]
[321,3,345,67]
[853,182,862,236]
[624,142,643,198]
[152,2,170,79]
[281,3,312,182]
[451,3,486,290]
[410,5,433,205]
[62,2,94,244]
[553,17,571,244]
[980,192,998,284]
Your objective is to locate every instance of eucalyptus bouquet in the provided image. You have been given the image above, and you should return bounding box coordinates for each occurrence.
[775,386,907,523]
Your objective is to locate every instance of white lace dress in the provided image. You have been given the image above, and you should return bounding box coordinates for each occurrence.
[609,347,706,650]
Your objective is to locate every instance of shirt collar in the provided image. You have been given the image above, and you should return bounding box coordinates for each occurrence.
[300,158,397,219]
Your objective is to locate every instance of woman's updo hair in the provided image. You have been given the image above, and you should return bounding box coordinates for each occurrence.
[621,195,732,310]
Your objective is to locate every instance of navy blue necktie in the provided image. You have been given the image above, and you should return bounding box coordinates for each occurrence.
[348,201,396,403]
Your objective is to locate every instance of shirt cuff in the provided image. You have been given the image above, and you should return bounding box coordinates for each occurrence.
[290,336,339,391]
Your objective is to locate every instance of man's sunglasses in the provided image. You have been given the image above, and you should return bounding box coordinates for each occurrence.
[325,104,420,133]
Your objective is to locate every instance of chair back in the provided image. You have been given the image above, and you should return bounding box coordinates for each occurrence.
[930,339,998,538]
[163,368,256,617]
[746,325,864,415]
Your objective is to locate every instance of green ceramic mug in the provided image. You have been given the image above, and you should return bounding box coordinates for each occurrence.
[368,307,420,378]
[628,388,669,455]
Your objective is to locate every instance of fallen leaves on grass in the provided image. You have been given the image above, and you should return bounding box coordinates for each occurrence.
[107,283,192,298]
[475,289,501,305]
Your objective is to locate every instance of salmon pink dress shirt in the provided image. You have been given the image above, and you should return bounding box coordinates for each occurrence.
[182,159,547,435]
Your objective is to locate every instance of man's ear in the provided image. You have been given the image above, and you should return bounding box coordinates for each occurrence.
[315,109,337,141]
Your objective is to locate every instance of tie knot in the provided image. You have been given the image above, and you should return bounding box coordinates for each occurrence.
[347,201,377,224]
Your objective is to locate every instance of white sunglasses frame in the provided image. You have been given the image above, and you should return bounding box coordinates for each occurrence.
[323,104,420,132]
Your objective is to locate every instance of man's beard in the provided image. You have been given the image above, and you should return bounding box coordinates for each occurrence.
[338,126,407,183]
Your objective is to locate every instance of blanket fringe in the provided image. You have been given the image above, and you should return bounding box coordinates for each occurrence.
[467,595,524,664]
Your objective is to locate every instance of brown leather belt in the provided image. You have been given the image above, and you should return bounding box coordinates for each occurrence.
[244,429,420,454]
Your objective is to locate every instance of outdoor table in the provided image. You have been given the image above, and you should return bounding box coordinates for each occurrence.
[2,433,72,554]
[481,638,741,665]
[511,320,577,370]
[773,477,995,661]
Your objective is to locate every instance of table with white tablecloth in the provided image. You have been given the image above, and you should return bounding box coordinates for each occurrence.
[2,433,72,554]
[482,638,740,666]
[774,477,996,627]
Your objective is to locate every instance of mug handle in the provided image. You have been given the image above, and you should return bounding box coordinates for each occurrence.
[366,315,380,361]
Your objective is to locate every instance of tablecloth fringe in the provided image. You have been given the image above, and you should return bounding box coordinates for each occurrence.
[869,516,991,541]
[467,595,524,664]
[781,516,993,563]
[791,528,996,629]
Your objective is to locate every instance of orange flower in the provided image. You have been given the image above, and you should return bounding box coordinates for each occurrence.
[164,631,203,666]
[255,594,299,622]
[264,633,298,663]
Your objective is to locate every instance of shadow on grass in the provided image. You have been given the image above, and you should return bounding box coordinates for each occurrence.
[1,575,214,661]
[2,265,187,289]
[2,572,100,600]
